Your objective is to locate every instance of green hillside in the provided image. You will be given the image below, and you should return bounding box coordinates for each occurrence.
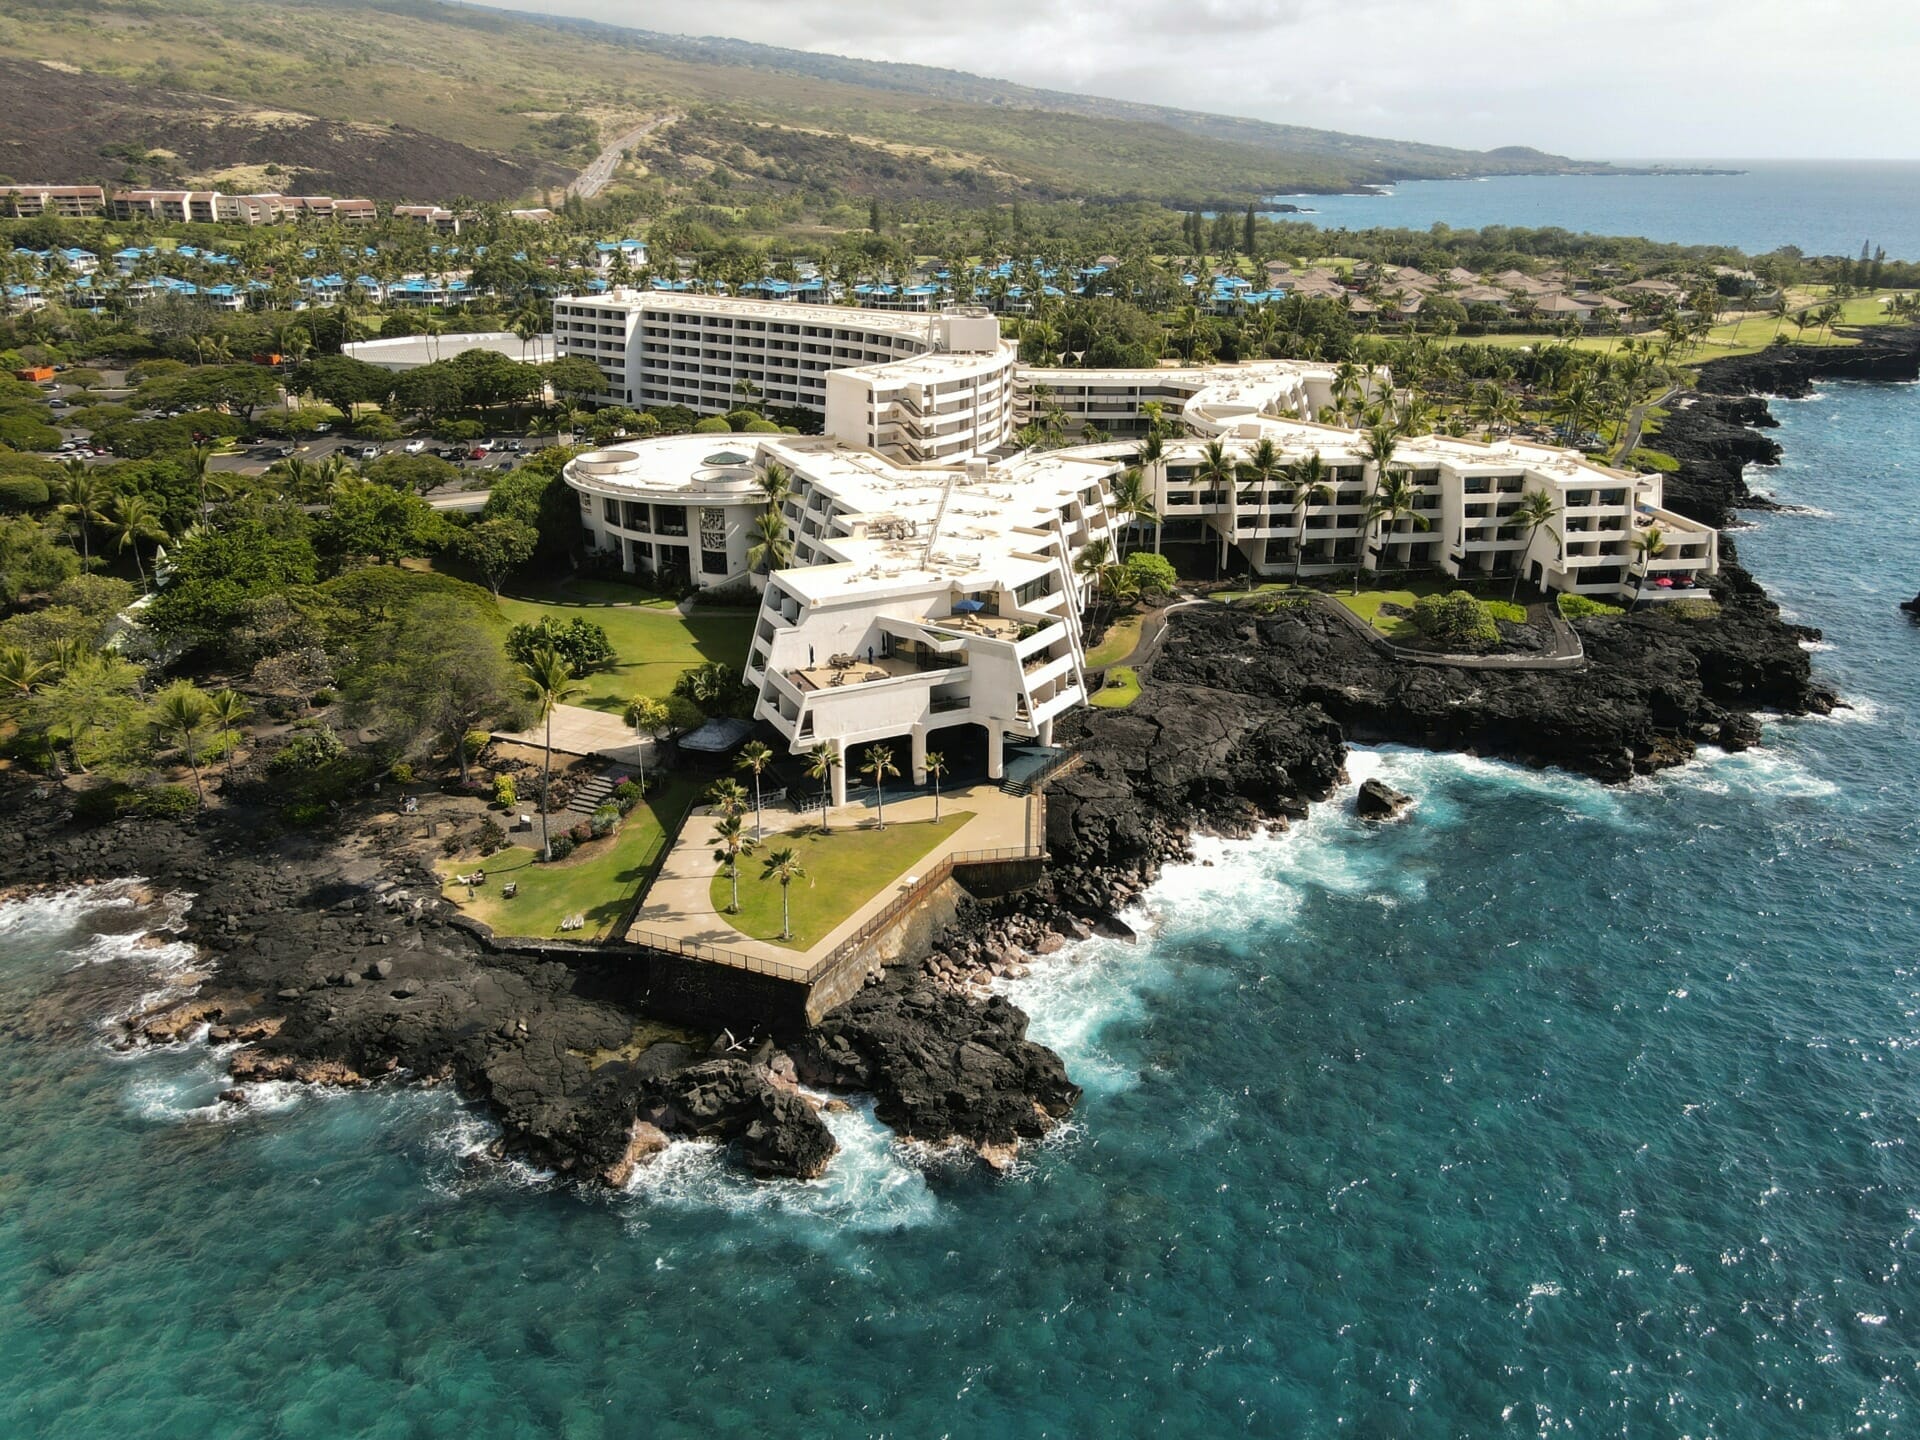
[0,0,1596,204]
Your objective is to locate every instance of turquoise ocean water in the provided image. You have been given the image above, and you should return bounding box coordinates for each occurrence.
[1269,161,1920,258]
[4,380,1919,1437]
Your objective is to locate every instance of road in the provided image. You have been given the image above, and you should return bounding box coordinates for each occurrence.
[565,112,681,202]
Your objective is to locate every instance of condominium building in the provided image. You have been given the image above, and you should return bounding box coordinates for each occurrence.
[0,185,105,218]
[567,433,1111,783]
[392,205,462,233]
[109,190,220,223]
[557,294,1718,782]
[549,291,1018,464]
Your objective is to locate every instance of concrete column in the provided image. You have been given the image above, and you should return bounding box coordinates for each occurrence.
[830,737,847,808]
[986,726,1005,781]
[910,725,928,787]
[1037,718,1054,748]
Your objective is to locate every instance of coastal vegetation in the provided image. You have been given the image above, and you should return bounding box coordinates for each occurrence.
[436,771,698,939]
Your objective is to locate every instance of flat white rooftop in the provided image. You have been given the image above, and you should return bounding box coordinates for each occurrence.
[342,331,550,370]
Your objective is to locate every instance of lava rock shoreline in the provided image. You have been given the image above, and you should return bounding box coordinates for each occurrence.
[990,332,1916,931]
[5,328,1908,1188]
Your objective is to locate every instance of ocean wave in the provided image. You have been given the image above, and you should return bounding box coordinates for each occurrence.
[123,1050,308,1126]
[1650,744,1841,800]
[620,1096,938,1232]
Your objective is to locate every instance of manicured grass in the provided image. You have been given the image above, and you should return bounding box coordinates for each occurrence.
[711,812,973,950]
[1626,447,1679,472]
[1331,586,1451,641]
[1090,665,1140,708]
[437,774,697,940]
[1084,612,1145,669]
[494,581,756,712]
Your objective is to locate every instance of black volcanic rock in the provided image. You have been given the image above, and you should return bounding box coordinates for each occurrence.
[1355,777,1413,819]
[795,975,1080,1150]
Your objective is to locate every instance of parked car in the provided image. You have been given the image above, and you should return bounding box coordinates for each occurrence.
[274,446,296,459]
[468,445,490,460]
[403,439,427,454]
[359,445,379,461]
[313,421,332,433]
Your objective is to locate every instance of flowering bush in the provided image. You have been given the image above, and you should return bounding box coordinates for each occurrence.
[589,804,620,838]
[493,773,517,809]
[569,821,593,845]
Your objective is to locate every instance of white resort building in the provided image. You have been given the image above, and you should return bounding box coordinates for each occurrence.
[550,291,1017,464]
[556,294,1718,779]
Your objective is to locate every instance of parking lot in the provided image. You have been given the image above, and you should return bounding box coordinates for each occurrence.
[26,366,559,482]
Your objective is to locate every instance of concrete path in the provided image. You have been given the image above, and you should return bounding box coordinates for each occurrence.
[495,703,658,766]
[629,780,1038,979]
[567,113,681,201]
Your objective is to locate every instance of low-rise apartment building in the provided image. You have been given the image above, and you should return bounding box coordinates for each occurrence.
[0,185,105,218]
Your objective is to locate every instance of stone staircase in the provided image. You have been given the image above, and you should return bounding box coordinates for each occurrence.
[565,771,618,816]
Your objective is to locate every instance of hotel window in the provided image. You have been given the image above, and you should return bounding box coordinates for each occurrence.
[701,549,728,575]
[602,498,619,522]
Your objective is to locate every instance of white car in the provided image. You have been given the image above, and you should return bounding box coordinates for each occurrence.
[403,439,427,454]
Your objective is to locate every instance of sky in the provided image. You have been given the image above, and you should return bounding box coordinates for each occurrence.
[469,0,1917,159]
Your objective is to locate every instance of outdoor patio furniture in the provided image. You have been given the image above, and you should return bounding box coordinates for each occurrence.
[501,882,517,899]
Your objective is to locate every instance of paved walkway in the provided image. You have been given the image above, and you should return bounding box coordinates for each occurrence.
[495,703,657,766]
[629,780,1038,979]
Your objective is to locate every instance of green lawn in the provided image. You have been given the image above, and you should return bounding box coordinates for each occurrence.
[1331,585,1457,641]
[495,580,757,712]
[1084,612,1145,669]
[437,774,697,940]
[711,812,973,950]
[1090,665,1140,708]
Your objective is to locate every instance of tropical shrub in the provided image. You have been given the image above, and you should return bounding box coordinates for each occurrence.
[1411,591,1499,652]
[544,833,575,861]
[283,800,330,827]
[388,761,415,785]
[477,816,508,855]
[589,803,621,838]
[1558,593,1624,619]
[1658,597,1721,622]
[492,773,517,809]
[1483,599,1527,624]
[612,779,641,812]
[268,727,346,774]
[568,820,593,845]
[505,616,615,677]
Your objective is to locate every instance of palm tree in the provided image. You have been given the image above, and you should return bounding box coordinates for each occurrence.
[757,461,793,509]
[805,742,840,833]
[519,645,583,860]
[1364,473,1431,579]
[1236,436,1283,508]
[1108,466,1157,560]
[1134,431,1167,552]
[712,812,759,914]
[746,508,792,574]
[760,846,807,941]
[151,680,214,807]
[925,750,947,822]
[1278,452,1332,586]
[0,645,52,711]
[208,687,251,780]
[1071,536,1124,617]
[55,461,107,568]
[707,777,748,819]
[1356,423,1399,592]
[735,740,774,839]
[185,442,218,520]
[1507,490,1560,600]
[622,695,670,795]
[860,744,899,829]
[1630,525,1667,611]
[105,493,165,589]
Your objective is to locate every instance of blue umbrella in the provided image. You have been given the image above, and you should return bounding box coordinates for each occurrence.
[951,598,985,614]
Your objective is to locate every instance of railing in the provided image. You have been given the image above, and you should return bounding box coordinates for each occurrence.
[628,843,1047,986]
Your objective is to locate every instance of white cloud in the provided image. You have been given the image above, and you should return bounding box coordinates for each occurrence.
[474,0,1919,157]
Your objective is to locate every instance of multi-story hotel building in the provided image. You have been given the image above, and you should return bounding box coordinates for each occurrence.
[558,294,1718,779]
[550,291,1018,465]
